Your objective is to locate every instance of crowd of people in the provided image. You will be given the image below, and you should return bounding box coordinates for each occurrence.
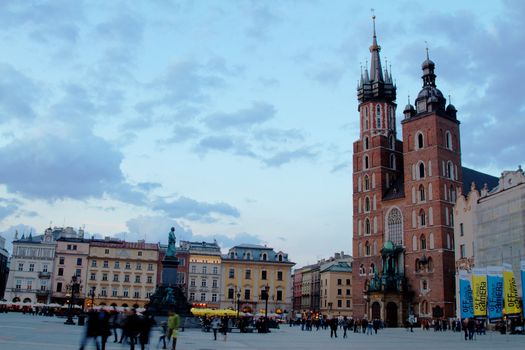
[293,316,384,337]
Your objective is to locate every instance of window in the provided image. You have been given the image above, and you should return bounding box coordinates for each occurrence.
[59,257,64,264]
[338,300,342,308]
[422,279,428,291]
[26,280,32,290]
[67,244,72,250]
[460,223,464,237]
[190,279,196,287]
[387,208,403,245]
[17,263,23,271]
[105,249,109,254]
[419,162,425,178]
[122,289,128,297]
[134,291,140,298]
[365,241,370,256]
[73,245,77,250]
[138,251,142,256]
[148,263,153,271]
[359,264,365,276]
[125,262,131,269]
[202,266,207,274]
[364,106,369,130]
[365,218,371,235]
[147,276,153,284]
[91,260,97,267]
[102,273,108,281]
[244,289,251,300]
[346,289,351,296]
[135,275,141,283]
[364,155,369,169]
[277,271,283,281]
[43,264,48,272]
[460,244,466,259]
[115,261,120,269]
[189,293,195,301]
[337,279,342,285]
[337,289,342,295]
[447,161,454,180]
[419,185,425,201]
[201,279,206,287]
[124,275,130,282]
[261,270,267,280]
[212,279,218,288]
[346,279,351,285]
[246,252,251,260]
[40,280,47,290]
[100,288,107,297]
[365,197,371,212]
[419,209,426,227]
[229,268,235,278]
[213,266,218,275]
[136,263,141,270]
[212,293,217,302]
[346,300,351,307]
[112,289,118,297]
[390,154,396,170]
[56,282,62,293]
[276,290,283,301]
[58,267,64,276]
[445,131,452,150]
[228,288,234,299]
[417,132,424,149]
[200,293,206,301]
[245,269,251,279]
[364,175,370,191]
[262,253,267,261]
[76,258,82,266]
[420,235,427,250]
[364,136,369,150]
[29,263,34,272]
[389,135,395,149]
[113,274,119,282]
[376,104,381,128]
[103,260,109,268]
[191,265,196,273]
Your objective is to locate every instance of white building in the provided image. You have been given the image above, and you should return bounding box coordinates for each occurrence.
[454,166,525,315]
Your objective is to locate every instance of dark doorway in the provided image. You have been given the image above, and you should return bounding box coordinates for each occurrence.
[371,302,381,320]
[386,302,398,327]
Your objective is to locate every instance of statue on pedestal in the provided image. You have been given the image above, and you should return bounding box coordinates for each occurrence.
[166,227,176,258]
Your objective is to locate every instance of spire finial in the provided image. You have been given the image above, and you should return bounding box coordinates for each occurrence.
[448,93,452,105]
[371,8,376,37]
[425,41,429,60]
[408,94,410,104]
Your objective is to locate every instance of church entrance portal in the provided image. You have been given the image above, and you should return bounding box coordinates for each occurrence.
[386,302,398,327]
[371,302,381,320]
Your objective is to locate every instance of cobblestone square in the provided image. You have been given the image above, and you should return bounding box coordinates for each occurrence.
[0,313,524,350]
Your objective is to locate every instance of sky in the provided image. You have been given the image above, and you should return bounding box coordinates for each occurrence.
[0,0,523,267]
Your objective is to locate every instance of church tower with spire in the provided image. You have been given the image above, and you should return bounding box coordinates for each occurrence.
[352,17,463,325]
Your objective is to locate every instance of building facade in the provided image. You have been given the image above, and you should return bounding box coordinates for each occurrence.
[319,261,353,317]
[220,244,294,316]
[85,239,159,308]
[350,18,496,326]
[4,229,56,304]
[454,167,525,314]
[0,235,9,299]
[182,240,222,309]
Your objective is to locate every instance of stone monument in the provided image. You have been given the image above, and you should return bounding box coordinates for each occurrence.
[147,227,190,316]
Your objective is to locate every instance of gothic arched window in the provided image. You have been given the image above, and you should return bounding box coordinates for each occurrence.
[419,209,426,227]
[364,175,370,191]
[364,107,369,130]
[365,241,371,256]
[419,184,425,202]
[390,154,396,170]
[364,155,369,170]
[419,162,425,179]
[387,208,403,246]
[365,197,371,212]
[376,104,381,128]
[420,234,427,250]
[365,218,371,235]
[389,135,395,149]
[445,131,452,150]
[364,136,369,150]
[447,161,454,180]
[416,132,424,149]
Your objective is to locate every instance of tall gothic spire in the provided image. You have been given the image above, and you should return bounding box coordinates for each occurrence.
[369,14,384,83]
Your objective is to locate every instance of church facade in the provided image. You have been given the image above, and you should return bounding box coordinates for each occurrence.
[351,19,463,326]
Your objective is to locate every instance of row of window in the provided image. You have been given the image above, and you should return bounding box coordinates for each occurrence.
[360,153,397,171]
[14,279,48,291]
[362,134,397,151]
[323,299,351,308]
[90,260,154,271]
[226,288,284,301]
[228,269,283,281]
[227,251,285,262]
[189,278,219,288]
[320,288,351,296]
[90,273,153,284]
[93,287,152,299]
[58,257,83,266]
[56,267,82,278]
[17,263,49,272]
[190,265,219,275]
[357,232,453,258]
[361,104,395,131]
[413,129,454,151]
[189,292,218,302]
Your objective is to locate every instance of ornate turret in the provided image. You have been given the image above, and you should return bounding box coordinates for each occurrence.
[413,48,448,116]
[357,15,396,104]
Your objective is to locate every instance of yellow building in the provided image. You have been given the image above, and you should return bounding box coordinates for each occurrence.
[220,244,294,316]
[85,239,159,308]
[319,261,352,317]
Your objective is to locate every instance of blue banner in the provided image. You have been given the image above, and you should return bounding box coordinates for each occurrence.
[487,266,504,322]
[521,261,525,319]
[459,270,473,319]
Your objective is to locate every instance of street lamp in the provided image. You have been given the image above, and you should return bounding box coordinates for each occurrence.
[236,289,241,319]
[64,275,79,325]
[263,285,270,333]
[89,287,96,309]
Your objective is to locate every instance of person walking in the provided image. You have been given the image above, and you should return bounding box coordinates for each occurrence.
[329,318,338,338]
[79,309,101,350]
[211,316,220,340]
[342,316,348,338]
[220,316,229,342]
[158,321,168,349]
[467,317,476,341]
[98,310,112,350]
[168,311,180,350]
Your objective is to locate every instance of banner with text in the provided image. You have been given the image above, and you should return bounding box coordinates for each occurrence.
[459,269,473,319]
[472,267,487,318]
[487,266,504,322]
[521,261,525,319]
[503,263,521,316]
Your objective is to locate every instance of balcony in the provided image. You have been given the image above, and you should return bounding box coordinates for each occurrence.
[38,272,51,279]
[36,290,50,296]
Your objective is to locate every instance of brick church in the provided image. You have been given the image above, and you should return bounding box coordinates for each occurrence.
[351,18,495,326]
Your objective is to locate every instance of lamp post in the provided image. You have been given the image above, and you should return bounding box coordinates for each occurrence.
[236,289,241,319]
[264,285,270,333]
[64,276,79,325]
[89,286,96,309]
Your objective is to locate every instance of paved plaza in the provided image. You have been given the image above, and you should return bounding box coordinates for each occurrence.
[0,313,524,350]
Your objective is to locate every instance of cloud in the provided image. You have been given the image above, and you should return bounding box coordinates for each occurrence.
[193,135,257,158]
[0,224,37,254]
[254,128,304,143]
[0,129,144,204]
[244,3,280,41]
[0,202,18,221]
[331,162,350,173]
[160,125,202,144]
[96,12,144,44]
[136,182,162,192]
[152,196,240,223]
[0,64,41,121]
[308,64,347,87]
[263,146,318,167]
[204,102,275,130]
